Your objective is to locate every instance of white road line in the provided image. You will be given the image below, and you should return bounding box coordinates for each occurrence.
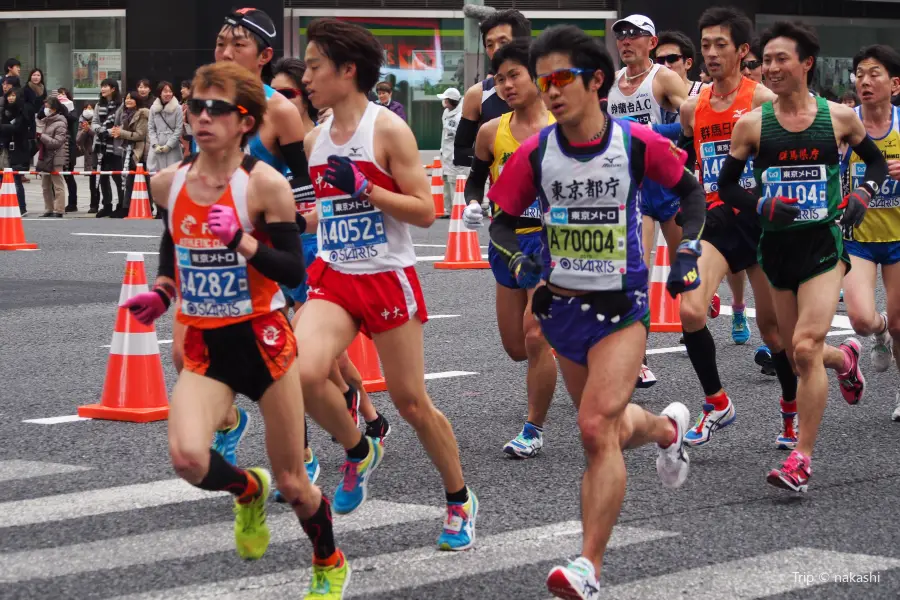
[646,328,856,356]
[22,415,91,425]
[424,371,478,380]
[101,339,173,349]
[414,244,488,249]
[73,233,158,238]
[589,547,900,599]
[428,314,460,319]
[416,255,448,261]
[0,500,442,584]
[719,304,852,330]
[0,460,91,483]
[108,251,159,255]
[110,523,677,599]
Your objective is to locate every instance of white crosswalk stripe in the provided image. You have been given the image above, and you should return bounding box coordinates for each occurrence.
[0,460,91,482]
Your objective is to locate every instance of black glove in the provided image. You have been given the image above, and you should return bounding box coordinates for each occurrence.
[839,187,871,228]
[756,196,800,226]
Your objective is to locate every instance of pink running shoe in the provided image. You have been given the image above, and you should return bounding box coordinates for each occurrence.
[837,338,865,405]
[766,450,811,492]
[708,293,721,318]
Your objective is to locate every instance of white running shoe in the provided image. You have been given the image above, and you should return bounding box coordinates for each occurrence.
[636,363,657,389]
[657,402,691,489]
[547,556,600,599]
[871,313,892,373]
[892,391,900,422]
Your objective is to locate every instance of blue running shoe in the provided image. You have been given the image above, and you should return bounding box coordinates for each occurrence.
[333,437,383,515]
[683,400,736,447]
[503,422,544,458]
[273,449,321,504]
[212,406,250,466]
[437,487,478,551]
[755,344,776,376]
[732,311,751,345]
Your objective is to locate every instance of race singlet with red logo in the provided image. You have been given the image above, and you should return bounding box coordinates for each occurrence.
[693,77,758,208]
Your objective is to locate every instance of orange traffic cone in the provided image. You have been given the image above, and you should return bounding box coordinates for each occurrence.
[434,175,489,270]
[649,229,681,333]
[431,157,446,218]
[0,168,37,251]
[347,333,387,393]
[126,164,153,220]
[79,253,169,422]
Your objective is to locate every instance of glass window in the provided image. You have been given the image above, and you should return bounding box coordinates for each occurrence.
[71,17,124,100]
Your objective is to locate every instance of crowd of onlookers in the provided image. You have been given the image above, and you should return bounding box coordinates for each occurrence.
[0,57,194,219]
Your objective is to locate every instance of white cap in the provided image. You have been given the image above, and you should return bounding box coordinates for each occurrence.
[437,87,461,101]
[612,14,656,37]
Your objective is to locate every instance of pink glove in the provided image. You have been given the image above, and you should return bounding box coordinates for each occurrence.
[123,289,171,325]
[208,204,243,249]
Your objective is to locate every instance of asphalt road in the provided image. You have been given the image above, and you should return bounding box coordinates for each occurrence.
[2,203,900,599]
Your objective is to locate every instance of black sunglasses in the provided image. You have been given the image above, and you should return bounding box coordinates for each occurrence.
[614,28,652,41]
[275,87,304,100]
[656,54,683,65]
[742,60,762,70]
[188,98,247,117]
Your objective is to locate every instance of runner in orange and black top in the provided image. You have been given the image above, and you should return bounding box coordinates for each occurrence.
[675,7,801,452]
[122,61,350,597]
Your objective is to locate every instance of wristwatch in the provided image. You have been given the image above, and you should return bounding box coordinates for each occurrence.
[677,239,703,256]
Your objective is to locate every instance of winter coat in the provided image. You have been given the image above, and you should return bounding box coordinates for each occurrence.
[36,112,69,172]
[115,106,150,167]
[90,98,122,158]
[0,94,31,167]
[381,99,407,122]
[76,116,96,170]
[148,97,184,171]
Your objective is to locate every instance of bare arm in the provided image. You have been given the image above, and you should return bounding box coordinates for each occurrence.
[461,82,483,122]
[832,102,868,147]
[376,114,435,228]
[148,165,179,287]
[832,102,889,194]
[474,118,497,163]
[149,164,178,211]
[656,67,688,113]
[751,84,777,109]
[271,92,308,146]
[679,96,698,138]
[728,110,761,160]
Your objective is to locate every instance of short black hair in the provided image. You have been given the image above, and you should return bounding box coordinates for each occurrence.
[4,58,19,72]
[760,21,820,83]
[853,44,900,79]
[306,18,385,93]
[480,9,531,47]
[747,37,761,60]
[272,57,318,122]
[656,30,696,64]
[530,25,615,100]
[840,90,860,105]
[491,38,532,75]
[697,6,754,50]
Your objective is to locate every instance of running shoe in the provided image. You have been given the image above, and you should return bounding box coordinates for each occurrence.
[503,422,544,458]
[274,450,320,504]
[547,556,600,599]
[683,398,736,447]
[636,362,657,389]
[755,344,776,376]
[871,313,892,373]
[305,550,351,599]
[708,293,721,318]
[364,414,391,444]
[437,487,478,551]
[892,391,900,422]
[837,337,866,405]
[657,402,690,489]
[731,310,751,345]
[345,386,360,428]
[776,409,798,451]
[234,467,271,560]
[213,406,250,466]
[333,437,383,515]
[766,450,811,493]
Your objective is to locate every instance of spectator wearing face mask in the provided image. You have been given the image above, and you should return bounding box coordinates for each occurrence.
[76,103,99,212]
[0,86,29,214]
[36,97,69,218]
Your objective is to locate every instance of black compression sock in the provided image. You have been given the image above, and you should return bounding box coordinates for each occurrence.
[682,326,723,396]
[195,449,256,497]
[366,414,385,428]
[772,350,798,402]
[446,486,469,504]
[298,496,337,560]
[346,435,369,460]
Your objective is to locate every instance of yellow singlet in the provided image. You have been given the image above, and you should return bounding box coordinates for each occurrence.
[846,106,900,243]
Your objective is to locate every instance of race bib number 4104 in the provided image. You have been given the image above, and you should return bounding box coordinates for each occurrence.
[762,165,828,222]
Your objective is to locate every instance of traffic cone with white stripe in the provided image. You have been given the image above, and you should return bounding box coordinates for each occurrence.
[649,230,681,332]
[347,333,387,393]
[0,168,37,250]
[78,253,169,422]
[125,164,152,220]
[431,157,446,218]
[434,174,490,270]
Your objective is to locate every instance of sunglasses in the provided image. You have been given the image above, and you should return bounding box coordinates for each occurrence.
[536,68,596,93]
[742,60,762,71]
[188,98,248,117]
[276,87,303,100]
[656,54,683,65]
[614,28,652,41]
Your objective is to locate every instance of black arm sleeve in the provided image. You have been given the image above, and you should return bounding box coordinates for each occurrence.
[718,155,759,213]
[278,141,311,183]
[453,118,478,167]
[247,222,306,288]
[671,170,706,242]
[464,157,491,204]
[677,132,697,173]
[157,210,175,280]
[488,212,523,267]
[850,135,889,196]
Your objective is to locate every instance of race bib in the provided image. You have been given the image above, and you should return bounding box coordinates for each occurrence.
[522,199,543,220]
[176,246,252,319]
[852,162,900,209]
[762,165,828,222]
[699,140,755,193]
[547,206,627,284]
[318,198,388,263]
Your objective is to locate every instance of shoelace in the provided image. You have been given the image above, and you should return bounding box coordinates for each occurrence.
[444,503,467,532]
[339,460,361,492]
[781,454,807,480]
[309,568,330,593]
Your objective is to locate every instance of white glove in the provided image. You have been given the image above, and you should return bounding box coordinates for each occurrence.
[463,200,484,229]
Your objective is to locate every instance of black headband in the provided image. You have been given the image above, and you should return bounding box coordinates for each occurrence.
[224,9,276,49]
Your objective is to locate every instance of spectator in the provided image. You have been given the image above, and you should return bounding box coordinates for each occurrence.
[137,79,155,106]
[90,78,124,217]
[0,86,29,215]
[56,87,79,212]
[437,87,465,216]
[741,38,763,84]
[36,97,69,218]
[4,58,20,79]
[0,76,16,112]
[375,81,407,121]
[25,68,47,118]
[147,80,183,175]
[840,90,860,108]
[179,79,193,155]
[111,90,149,217]
[76,103,100,213]
[699,63,711,84]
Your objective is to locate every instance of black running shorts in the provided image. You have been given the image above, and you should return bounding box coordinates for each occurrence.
[700,204,762,274]
[757,223,851,293]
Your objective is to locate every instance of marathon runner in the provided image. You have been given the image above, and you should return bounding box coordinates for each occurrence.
[486,24,704,596]
[124,61,350,597]
[459,38,558,459]
[655,30,705,100]
[720,20,887,492]
[677,7,800,449]
[839,44,900,420]
[300,18,477,549]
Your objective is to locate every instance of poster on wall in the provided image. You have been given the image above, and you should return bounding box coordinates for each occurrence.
[72,50,122,97]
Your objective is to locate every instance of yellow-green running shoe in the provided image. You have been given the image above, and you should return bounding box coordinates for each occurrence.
[305,550,352,599]
[233,467,271,560]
